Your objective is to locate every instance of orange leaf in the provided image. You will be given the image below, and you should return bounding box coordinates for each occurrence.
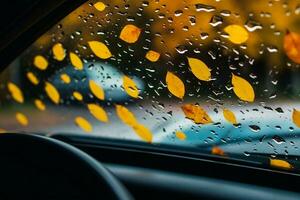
[145,50,160,62]
[132,123,153,143]
[70,52,83,70]
[284,31,300,64]
[175,131,186,140]
[89,80,105,100]
[292,109,300,128]
[33,55,48,70]
[34,99,46,111]
[181,104,213,124]
[166,71,185,99]
[211,146,225,156]
[232,73,255,102]
[73,91,83,101]
[88,41,112,59]
[45,82,60,104]
[270,159,292,170]
[94,1,106,11]
[119,24,141,43]
[52,43,66,61]
[224,25,249,44]
[187,57,211,81]
[123,75,139,98]
[26,72,39,85]
[115,105,138,126]
[87,104,109,123]
[223,108,237,124]
[75,116,93,133]
[60,73,71,84]
[7,82,24,103]
[16,112,28,126]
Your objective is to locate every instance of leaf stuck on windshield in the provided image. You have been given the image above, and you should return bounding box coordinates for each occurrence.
[166,72,185,99]
[119,24,141,43]
[88,41,112,59]
[52,43,66,61]
[181,104,213,124]
[89,80,105,100]
[223,109,238,125]
[224,25,249,44]
[7,82,24,103]
[75,116,93,133]
[270,159,292,170]
[88,104,109,123]
[94,1,106,11]
[123,76,139,98]
[284,31,300,64]
[16,112,28,126]
[145,50,160,62]
[45,82,60,104]
[70,52,83,70]
[175,131,186,140]
[33,55,48,70]
[232,74,255,102]
[187,57,211,81]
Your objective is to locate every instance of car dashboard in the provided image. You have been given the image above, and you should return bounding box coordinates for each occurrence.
[51,134,300,200]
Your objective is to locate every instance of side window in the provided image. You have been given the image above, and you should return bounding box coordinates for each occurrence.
[0,0,300,162]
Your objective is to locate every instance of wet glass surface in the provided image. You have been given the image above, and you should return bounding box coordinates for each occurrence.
[2,0,300,170]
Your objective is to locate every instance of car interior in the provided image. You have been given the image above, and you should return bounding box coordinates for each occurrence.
[0,0,300,199]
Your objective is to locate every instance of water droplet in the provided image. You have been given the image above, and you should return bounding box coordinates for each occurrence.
[272,135,285,144]
[175,45,188,54]
[244,20,263,32]
[249,125,261,132]
[209,15,223,27]
[195,4,216,12]
[174,10,183,17]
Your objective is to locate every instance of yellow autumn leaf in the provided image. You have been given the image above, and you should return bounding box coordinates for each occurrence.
[232,74,255,102]
[270,159,292,170]
[292,109,300,128]
[175,131,186,140]
[16,112,28,126]
[94,1,106,11]
[75,116,93,133]
[87,104,109,123]
[123,75,139,98]
[224,25,249,44]
[89,80,105,100]
[73,91,83,101]
[211,146,225,156]
[181,104,213,124]
[223,108,237,124]
[52,43,66,61]
[70,52,83,70]
[115,105,138,126]
[34,99,46,111]
[283,31,300,64]
[88,41,112,59]
[7,82,24,103]
[187,57,211,81]
[45,82,60,104]
[132,123,153,143]
[119,24,141,43]
[26,72,39,85]
[166,71,185,99]
[33,55,48,70]
[145,50,160,62]
[60,73,71,84]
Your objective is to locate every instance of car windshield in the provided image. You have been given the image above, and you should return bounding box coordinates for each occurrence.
[1,0,300,170]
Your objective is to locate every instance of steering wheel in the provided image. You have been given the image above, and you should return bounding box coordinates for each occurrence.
[0,133,133,200]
